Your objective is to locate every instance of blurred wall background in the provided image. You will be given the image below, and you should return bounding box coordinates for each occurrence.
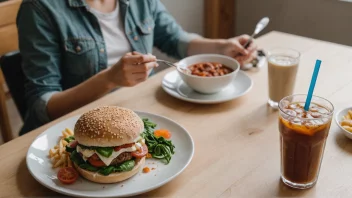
[236,0,352,46]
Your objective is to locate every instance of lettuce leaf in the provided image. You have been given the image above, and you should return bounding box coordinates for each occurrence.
[95,147,113,158]
[70,150,135,175]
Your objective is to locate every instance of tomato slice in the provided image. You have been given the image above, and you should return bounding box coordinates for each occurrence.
[57,167,78,184]
[68,140,78,148]
[88,154,106,167]
[114,143,134,151]
[131,144,148,158]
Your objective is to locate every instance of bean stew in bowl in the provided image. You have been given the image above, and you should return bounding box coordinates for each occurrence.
[177,54,240,94]
[188,62,234,77]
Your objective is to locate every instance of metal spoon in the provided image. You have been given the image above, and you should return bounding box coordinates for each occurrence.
[243,17,270,49]
[156,59,190,73]
[239,17,269,70]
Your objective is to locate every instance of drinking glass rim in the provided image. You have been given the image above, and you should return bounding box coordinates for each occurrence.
[267,47,301,59]
[279,94,334,120]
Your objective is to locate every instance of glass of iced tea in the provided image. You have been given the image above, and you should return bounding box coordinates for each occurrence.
[278,94,334,189]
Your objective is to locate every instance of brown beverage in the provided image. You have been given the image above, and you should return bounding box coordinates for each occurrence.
[267,49,300,108]
[279,95,333,189]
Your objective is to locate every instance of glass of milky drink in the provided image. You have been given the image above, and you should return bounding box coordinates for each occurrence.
[268,48,300,108]
[279,94,334,189]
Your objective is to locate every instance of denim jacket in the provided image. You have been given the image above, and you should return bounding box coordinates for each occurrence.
[17,0,198,134]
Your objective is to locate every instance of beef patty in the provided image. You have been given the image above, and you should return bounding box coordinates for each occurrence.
[110,152,133,165]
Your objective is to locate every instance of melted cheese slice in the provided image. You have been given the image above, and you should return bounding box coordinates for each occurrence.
[135,142,142,150]
[76,146,95,161]
[76,145,137,166]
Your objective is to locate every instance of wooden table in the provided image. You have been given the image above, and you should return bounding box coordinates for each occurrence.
[1,31,352,197]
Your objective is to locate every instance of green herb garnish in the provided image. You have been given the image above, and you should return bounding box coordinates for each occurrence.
[142,118,175,164]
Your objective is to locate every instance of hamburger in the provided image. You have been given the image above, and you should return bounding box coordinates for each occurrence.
[67,106,147,183]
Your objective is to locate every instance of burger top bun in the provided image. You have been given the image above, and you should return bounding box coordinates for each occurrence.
[74,106,144,147]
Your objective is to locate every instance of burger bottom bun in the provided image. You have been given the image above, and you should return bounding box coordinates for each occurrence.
[74,157,145,184]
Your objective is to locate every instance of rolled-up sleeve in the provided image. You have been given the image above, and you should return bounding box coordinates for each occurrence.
[151,0,201,59]
[17,1,62,134]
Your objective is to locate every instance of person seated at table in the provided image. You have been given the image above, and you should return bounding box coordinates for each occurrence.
[17,0,257,135]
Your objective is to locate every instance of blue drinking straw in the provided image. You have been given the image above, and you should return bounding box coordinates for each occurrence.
[304,60,322,111]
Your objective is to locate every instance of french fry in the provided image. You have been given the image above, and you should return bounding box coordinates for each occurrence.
[53,157,64,168]
[59,140,65,154]
[51,154,60,160]
[65,155,72,167]
[346,114,352,120]
[50,128,74,168]
[343,125,352,132]
[62,130,70,138]
[348,110,352,119]
[61,154,67,167]
[62,140,69,147]
[341,120,352,127]
[50,156,58,163]
[65,128,74,136]
[68,156,72,167]
[49,148,55,157]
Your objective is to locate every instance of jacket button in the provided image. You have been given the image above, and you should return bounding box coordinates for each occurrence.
[76,46,81,53]
[100,48,105,53]
[148,27,151,31]
[133,36,139,41]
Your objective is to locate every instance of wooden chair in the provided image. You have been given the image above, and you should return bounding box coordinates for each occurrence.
[0,0,22,142]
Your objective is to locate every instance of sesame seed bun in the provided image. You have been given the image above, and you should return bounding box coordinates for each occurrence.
[74,106,144,147]
[74,157,145,183]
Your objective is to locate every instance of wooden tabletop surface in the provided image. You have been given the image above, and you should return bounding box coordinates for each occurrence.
[1,31,352,198]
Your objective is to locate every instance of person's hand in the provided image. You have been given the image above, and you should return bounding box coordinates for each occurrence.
[220,34,258,66]
[106,51,158,87]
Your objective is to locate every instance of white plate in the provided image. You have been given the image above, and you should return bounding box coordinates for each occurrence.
[334,107,352,140]
[26,112,194,197]
[162,70,253,104]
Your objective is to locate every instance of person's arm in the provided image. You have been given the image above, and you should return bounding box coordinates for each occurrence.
[46,70,113,119]
[187,35,258,65]
[18,2,157,128]
[150,1,257,65]
[47,53,156,119]
[151,0,200,59]
[17,1,63,129]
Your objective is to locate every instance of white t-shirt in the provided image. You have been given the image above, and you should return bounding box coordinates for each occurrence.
[89,3,132,67]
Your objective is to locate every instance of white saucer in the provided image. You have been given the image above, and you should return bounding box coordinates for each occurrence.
[162,70,253,104]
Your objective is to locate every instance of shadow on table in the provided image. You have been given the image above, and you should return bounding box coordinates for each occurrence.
[275,178,312,197]
[334,130,352,154]
[16,158,60,197]
[155,87,249,115]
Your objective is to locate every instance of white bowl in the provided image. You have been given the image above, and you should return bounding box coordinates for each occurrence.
[177,54,240,94]
[335,107,352,140]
